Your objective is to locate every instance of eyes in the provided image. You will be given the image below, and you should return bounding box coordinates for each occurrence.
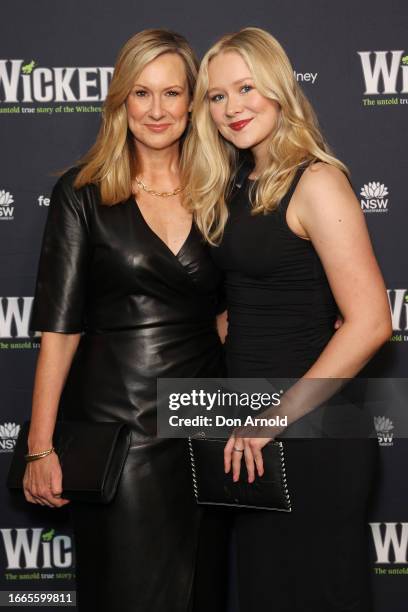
[132,89,181,98]
[209,84,254,103]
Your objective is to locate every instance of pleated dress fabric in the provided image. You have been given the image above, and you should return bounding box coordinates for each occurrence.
[210,165,378,612]
[29,168,225,612]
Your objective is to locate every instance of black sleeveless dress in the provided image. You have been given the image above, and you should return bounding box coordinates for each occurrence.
[29,168,225,612]
[210,166,378,612]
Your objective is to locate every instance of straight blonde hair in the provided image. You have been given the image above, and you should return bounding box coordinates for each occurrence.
[181,27,348,244]
[74,29,198,205]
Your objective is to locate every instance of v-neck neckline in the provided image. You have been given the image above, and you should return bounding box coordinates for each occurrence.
[132,197,194,259]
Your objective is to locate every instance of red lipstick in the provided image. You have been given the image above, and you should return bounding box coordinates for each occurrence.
[229,118,253,131]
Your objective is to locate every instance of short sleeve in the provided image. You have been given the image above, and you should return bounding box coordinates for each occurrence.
[29,170,90,334]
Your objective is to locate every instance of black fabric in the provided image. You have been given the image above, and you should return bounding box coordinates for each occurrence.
[235,438,378,612]
[211,166,339,379]
[30,168,225,612]
[191,507,231,612]
[210,167,378,611]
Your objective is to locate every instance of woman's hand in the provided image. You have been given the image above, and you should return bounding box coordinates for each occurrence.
[23,452,70,508]
[216,310,228,344]
[224,434,272,484]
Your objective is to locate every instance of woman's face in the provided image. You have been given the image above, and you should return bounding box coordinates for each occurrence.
[207,51,280,158]
[126,52,191,151]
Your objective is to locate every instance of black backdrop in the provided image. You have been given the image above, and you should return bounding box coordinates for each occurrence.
[1,1,407,609]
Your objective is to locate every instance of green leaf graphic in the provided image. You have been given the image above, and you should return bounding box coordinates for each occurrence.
[21,60,36,75]
[42,528,55,542]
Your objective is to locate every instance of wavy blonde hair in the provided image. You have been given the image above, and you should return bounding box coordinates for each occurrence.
[74,29,198,204]
[182,27,348,244]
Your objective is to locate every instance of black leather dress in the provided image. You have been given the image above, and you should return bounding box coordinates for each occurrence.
[29,168,225,612]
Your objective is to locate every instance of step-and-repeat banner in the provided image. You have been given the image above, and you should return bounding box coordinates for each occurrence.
[1,1,407,610]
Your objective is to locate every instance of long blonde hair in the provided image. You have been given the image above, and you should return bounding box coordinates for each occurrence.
[74,29,198,205]
[182,27,348,244]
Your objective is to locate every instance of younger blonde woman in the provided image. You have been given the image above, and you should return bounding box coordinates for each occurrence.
[183,27,391,612]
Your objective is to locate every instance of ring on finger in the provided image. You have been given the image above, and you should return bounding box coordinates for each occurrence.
[233,447,244,453]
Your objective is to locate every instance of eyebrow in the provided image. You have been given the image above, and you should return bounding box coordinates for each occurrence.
[132,83,185,90]
[208,76,254,94]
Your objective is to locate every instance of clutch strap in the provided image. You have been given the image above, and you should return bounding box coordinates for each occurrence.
[188,437,199,501]
[276,440,292,511]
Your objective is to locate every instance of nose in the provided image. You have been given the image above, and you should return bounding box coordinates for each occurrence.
[149,94,166,120]
[225,93,243,117]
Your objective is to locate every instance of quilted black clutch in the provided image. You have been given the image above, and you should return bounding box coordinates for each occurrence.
[7,420,132,504]
[188,438,292,512]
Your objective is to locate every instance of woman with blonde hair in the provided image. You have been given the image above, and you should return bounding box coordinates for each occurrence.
[24,29,226,612]
[183,27,391,611]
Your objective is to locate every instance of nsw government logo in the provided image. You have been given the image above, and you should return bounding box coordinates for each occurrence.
[374,416,394,447]
[358,50,408,107]
[0,422,20,453]
[360,182,389,213]
[0,190,14,220]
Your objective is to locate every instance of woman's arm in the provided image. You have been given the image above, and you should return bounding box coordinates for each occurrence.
[28,332,80,450]
[24,331,81,507]
[293,162,392,377]
[24,171,91,503]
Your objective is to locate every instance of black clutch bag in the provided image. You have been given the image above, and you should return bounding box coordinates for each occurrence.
[188,438,292,512]
[7,420,132,504]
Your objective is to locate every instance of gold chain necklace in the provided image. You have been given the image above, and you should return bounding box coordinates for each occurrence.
[135,177,184,198]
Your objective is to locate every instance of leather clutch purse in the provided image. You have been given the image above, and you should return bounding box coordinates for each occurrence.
[7,420,132,504]
[188,438,292,512]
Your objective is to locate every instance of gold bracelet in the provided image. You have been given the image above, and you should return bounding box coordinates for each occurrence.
[24,447,55,462]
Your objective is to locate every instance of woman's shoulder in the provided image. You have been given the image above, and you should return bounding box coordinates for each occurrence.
[299,162,351,195]
[54,165,93,194]
[52,166,99,214]
[293,161,360,234]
